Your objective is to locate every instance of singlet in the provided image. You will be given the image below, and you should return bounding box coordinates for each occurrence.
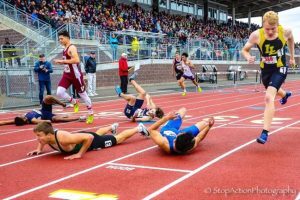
[257,25,287,70]
[161,129,179,153]
[48,130,82,154]
[133,108,152,119]
[25,110,42,123]
[62,44,82,79]
[173,58,183,74]
[181,61,194,76]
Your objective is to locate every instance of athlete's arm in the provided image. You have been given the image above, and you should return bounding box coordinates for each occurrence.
[60,132,94,160]
[27,143,45,156]
[242,30,259,64]
[148,129,170,152]
[284,28,295,66]
[172,60,176,76]
[0,120,15,126]
[146,94,156,109]
[186,60,195,69]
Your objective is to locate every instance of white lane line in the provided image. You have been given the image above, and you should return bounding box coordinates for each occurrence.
[3,146,157,200]
[142,120,300,200]
[108,163,192,173]
[0,152,57,167]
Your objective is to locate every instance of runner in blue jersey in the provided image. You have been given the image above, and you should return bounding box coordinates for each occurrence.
[139,107,214,154]
[0,95,84,126]
[115,73,164,122]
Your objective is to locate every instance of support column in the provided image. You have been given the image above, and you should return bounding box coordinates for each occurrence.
[232,6,235,26]
[248,11,251,29]
[203,0,208,24]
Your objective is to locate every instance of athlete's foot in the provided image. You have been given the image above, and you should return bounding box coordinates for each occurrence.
[197,87,202,93]
[280,91,292,105]
[256,132,268,144]
[115,85,123,97]
[65,103,74,108]
[86,114,94,124]
[129,72,138,82]
[182,92,186,96]
[73,99,79,113]
[111,123,119,135]
[78,116,86,122]
[138,123,150,137]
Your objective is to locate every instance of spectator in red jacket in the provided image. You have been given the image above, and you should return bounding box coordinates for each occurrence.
[118,53,132,94]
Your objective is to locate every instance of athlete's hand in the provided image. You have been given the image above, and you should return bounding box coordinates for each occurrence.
[64,153,82,160]
[246,56,256,64]
[289,58,296,67]
[27,150,42,156]
[54,59,64,64]
[166,111,177,120]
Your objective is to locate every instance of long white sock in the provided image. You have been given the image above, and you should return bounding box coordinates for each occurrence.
[78,91,93,114]
[57,86,76,104]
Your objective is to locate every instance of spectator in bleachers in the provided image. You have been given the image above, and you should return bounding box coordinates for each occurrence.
[131,37,140,56]
[109,33,118,61]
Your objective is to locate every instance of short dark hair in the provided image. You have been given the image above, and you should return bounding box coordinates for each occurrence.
[175,132,195,154]
[58,30,70,38]
[181,52,188,58]
[39,54,45,58]
[33,122,54,135]
[14,117,27,126]
[155,107,164,119]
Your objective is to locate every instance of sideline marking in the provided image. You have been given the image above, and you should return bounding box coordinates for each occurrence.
[49,189,118,200]
[109,163,192,173]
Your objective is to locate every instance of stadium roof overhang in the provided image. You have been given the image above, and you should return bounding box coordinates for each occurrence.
[192,0,300,19]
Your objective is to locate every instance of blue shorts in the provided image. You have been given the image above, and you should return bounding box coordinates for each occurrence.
[124,99,144,118]
[41,102,55,120]
[261,67,287,90]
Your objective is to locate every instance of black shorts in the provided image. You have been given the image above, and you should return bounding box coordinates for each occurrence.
[261,67,287,90]
[176,73,183,80]
[41,102,55,120]
[82,132,117,151]
[124,99,144,118]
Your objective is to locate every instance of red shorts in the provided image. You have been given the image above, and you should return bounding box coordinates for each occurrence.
[58,72,86,93]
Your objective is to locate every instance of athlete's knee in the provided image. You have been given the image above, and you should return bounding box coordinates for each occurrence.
[56,87,66,97]
[43,95,52,104]
[264,94,274,104]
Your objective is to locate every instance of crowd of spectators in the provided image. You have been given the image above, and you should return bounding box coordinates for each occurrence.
[6,0,258,46]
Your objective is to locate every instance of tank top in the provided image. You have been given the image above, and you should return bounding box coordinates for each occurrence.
[62,45,82,79]
[257,25,287,70]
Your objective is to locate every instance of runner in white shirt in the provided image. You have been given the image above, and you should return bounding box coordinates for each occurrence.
[178,52,202,96]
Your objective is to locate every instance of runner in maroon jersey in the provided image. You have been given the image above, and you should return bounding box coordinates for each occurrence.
[54,30,94,124]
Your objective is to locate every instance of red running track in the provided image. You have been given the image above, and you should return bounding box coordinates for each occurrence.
[0,82,299,200]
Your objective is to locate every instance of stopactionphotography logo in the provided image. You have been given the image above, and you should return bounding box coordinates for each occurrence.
[203,186,298,197]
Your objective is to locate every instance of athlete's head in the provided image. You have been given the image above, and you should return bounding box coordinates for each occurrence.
[181,52,188,62]
[14,116,28,126]
[175,132,195,154]
[33,122,55,144]
[175,52,180,59]
[155,107,164,119]
[58,30,70,46]
[262,11,279,38]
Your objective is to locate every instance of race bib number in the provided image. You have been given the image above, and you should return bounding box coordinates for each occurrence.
[279,67,287,75]
[64,65,70,73]
[125,108,131,114]
[163,130,177,137]
[262,56,277,64]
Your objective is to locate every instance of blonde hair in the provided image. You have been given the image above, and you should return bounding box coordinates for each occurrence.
[263,11,279,26]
